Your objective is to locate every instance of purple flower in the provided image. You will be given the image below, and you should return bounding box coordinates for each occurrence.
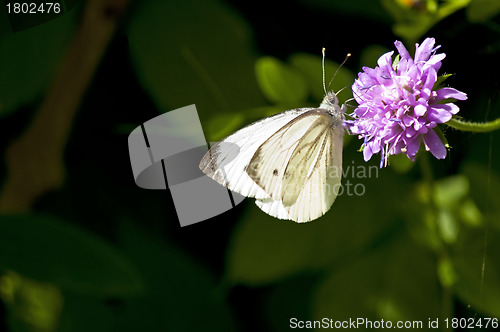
[348,38,467,167]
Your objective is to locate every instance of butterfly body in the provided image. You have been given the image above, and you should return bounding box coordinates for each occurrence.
[200,91,345,222]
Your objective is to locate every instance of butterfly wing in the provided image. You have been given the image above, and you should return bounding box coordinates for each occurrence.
[199,108,314,199]
[246,112,328,201]
[252,111,344,222]
[286,123,343,221]
[281,115,333,206]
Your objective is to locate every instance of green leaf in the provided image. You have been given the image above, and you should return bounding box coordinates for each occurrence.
[118,222,236,331]
[433,74,453,90]
[406,186,442,251]
[204,112,244,142]
[459,198,483,227]
[389,152,415,173]
[313,234,440,323]
[289,53,354,103]
[452,228,500,317]
[437,208,459,244]
[438,257,457,288]
[255,56,309,104]
[462,163,500,229]
[226,208,322,286]
[126,0,265,117]
[0,215,143,296]
[467,0,500,22]
[433,175,469,209]
[242,105,297,119]
[1,271,63,332]
[226,170,405,286]
[381,0,471,44]
[392,54,400,71]
[0,10,77,117]
[57,292,120,332]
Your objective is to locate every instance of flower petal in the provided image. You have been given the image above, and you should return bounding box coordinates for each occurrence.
[405,126,416,137]
[417,124,428,134]
[363,144,373,161]
[377,51,394,67]
[405,137,421,159]
[402,115,414,126]
[423,129,447,159]
[428,103,459,123]
[415,38,435,62]
[435,87,467,101]
[425,53,445,71]
[422,67,437,92]
[394,40,411,60]
[414,104,427,117]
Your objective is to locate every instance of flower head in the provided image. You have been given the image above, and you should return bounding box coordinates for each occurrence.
[348,38,467,167]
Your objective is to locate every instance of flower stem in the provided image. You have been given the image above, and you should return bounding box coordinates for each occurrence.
[446,116,500,132]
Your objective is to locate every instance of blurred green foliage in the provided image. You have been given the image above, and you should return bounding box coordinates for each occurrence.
[1,0,500,331]
[0,215,142,296]
[0,6,76,117]
[381,0,472,45]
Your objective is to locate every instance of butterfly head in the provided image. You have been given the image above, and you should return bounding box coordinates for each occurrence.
[320,91,344,114]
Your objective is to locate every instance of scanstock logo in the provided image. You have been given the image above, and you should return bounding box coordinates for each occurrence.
[127,105,244,227]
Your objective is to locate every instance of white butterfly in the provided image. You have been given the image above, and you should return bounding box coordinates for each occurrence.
[200,53,348,222]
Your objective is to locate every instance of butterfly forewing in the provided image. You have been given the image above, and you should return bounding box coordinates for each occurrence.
[199,108,314,199]
[246,112,327,202]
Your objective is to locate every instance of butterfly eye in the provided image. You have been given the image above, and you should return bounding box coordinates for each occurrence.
[328,94,339,105]
[323,91,339,107]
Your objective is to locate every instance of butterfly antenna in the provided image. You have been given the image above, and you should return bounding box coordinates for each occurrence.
[326,53,351,91]
[322,48,327,95]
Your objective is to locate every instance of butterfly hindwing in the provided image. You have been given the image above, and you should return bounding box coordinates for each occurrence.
[281,114,332,207]
[286,125,343,221]
[254,115,343,222]
[246,112,327,201]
